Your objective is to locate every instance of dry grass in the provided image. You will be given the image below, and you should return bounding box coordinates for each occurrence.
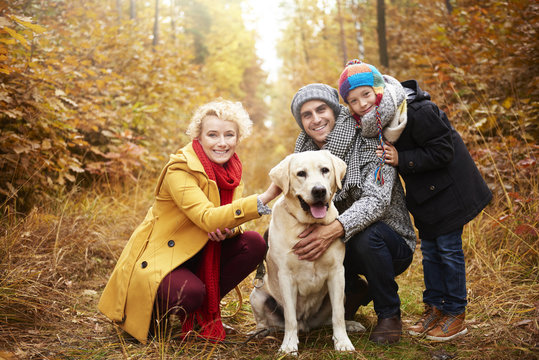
[0,144,537,359]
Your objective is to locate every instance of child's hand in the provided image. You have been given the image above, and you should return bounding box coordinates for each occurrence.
[376,143,399,166]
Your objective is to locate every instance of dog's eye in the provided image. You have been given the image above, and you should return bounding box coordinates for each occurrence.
[321,167,330,174]
[297,170,307,177]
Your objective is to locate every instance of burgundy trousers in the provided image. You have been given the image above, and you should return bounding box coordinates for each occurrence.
[154,231,266,320]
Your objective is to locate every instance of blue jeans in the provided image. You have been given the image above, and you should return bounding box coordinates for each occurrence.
[344,222,414,319]
[421,228,467,315]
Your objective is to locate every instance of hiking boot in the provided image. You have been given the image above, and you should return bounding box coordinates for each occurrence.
[408,303,443,336]
[425,311,468,341]
[369,314,402,344]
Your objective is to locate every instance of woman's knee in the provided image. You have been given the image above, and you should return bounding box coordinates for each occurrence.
[240,231,267,260]
[179,281,206,312]
[157,269,205,313]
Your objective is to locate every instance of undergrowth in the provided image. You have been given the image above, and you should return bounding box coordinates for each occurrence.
[1,70,538,358]
[0,133,537,359]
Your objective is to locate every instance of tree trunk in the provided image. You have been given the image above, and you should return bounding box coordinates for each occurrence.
[377,0,389,68]
[355,20,365,61]
[130,0,136,19]
[170,0,176,41]
[294,0,310,65]
[153,0,159,47]
[336,0,348,66]
[351,0,365,61]
[116,0,122,20]
[446,0,453,14]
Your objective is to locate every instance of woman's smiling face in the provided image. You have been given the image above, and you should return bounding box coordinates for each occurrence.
[300,100,336,148]
[198,115,238,165]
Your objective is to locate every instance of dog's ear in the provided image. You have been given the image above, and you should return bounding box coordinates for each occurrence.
[269,154,291,195]
[327,151,347,190]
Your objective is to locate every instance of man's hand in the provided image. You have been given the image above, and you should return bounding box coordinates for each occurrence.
[376,143,399,166]
[292,220,344,261]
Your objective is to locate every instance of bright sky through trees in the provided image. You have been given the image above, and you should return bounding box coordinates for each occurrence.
[243,0,284,81]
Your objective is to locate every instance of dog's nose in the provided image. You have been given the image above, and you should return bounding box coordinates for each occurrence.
[311,186,327,201]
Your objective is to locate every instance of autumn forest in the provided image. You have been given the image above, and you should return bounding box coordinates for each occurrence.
[0,0,537,359]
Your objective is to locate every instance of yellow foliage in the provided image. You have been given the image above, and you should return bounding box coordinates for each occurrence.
[3,26,27,47]
[0,0,268,212]
[9,14,47,33]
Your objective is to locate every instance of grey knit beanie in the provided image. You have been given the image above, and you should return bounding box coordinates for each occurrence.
[290,83,341,130]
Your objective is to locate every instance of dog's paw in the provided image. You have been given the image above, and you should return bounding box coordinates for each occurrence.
[345,320,366,333]
[279,334,299,356]
[333,336,355,352]
[278,345,299,356]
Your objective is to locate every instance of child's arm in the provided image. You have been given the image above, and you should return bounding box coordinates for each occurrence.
[397,103,454,174]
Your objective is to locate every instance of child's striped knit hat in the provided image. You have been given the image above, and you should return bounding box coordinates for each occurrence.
[338,59,385,105]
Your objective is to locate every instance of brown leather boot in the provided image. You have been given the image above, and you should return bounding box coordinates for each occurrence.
[408,303,443,335]
[426,311,467,341]
[369,314,402,344]
[344,277,371,320]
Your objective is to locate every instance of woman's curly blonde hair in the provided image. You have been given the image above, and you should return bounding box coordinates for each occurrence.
[186,100,253,142]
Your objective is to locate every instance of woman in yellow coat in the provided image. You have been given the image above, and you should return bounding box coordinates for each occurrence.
[98,100,280,343]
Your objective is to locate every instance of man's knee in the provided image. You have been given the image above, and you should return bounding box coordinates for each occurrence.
[349,223,387,257]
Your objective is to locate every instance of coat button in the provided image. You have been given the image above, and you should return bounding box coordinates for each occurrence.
[408,161,414,167]
[141,261,147,268]
[429,185,436,191]
[168,240,175,247]
[235,209,241,215]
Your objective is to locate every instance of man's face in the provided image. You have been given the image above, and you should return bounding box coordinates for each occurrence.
[300,100,336,148]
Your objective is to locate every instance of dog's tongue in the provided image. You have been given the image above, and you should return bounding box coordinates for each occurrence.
[310,204,327,219]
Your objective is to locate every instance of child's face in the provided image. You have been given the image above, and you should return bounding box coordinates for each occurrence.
[347,86,377,116]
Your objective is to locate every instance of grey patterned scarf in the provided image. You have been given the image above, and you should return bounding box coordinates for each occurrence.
[294,105,363,207]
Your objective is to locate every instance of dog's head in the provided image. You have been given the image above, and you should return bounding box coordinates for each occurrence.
[269,150,347,220]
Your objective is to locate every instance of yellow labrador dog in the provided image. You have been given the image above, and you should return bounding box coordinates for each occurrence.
[250,150,365,355]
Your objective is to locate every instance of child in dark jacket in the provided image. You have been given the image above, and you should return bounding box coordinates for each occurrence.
[338,60,492,341]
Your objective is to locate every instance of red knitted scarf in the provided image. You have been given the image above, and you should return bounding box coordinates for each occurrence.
[182,139,242,342]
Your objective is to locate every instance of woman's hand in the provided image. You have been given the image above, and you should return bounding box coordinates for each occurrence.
[292,220,345,261]
[376,143,399,166]
[208,227,233,242]
[259,182,282,205]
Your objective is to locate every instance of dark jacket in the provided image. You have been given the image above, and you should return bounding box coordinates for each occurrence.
[395,80,492,239]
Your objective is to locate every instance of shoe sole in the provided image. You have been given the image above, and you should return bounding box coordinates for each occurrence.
[425,327,468,341]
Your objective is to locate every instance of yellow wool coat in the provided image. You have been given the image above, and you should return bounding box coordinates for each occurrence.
[98,142,261,343]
